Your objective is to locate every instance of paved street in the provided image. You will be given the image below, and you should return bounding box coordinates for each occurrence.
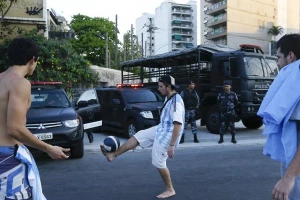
[34,121,281,200]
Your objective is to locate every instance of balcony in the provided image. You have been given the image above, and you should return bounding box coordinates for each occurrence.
[172,8,192,15]
[172,16,192,22]
[172,42,194,51]
[206,14,227,27]
[205,0,220,3]
[172,30,193,36]
[171,22,193,29]
[205,28,227,40]
[206,0,227,16]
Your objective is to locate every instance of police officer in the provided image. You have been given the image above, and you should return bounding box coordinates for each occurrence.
[179,80,200,143]
[217,80,238,144]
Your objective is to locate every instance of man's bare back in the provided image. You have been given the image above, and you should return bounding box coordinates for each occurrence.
[0,71,30,146]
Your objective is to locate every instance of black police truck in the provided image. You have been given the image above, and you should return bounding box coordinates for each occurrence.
[76,85,164,138]
[121,44,279,134]
[26,82,84,158]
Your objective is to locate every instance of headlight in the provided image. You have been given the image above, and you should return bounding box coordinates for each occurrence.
[140,111,153,119]
[63,119,79,127]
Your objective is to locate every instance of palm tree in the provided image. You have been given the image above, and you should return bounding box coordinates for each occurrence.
[268,26,283,41]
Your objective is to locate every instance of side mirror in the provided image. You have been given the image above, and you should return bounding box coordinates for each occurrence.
[77,100,88,108]
[112,99,120,105]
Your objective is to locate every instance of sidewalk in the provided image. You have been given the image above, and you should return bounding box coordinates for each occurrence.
[83,120,266,151]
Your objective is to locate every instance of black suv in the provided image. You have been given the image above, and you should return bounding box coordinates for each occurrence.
[77,85,164,138]
[26,82,84,158]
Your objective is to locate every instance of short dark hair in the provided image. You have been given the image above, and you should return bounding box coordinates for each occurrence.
[7,37,40,66]
[276,34,300,59]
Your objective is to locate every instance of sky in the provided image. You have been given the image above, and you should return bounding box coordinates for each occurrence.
[47,0,199,42]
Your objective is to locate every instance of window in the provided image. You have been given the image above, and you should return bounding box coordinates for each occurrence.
[77,89,98,105]
[31,89,70,108]
[100,91,111,106]
[112,91,123,104]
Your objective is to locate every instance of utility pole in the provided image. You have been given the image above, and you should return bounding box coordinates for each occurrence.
[149,18,152,56]
[136,36,139,58]
[106,32,108,68]
[145,41,147,57]
[141,33,144,57]
[123,34,126,61]
[115,15,118,68]
[144,18,158,57]
[131,24,134,60]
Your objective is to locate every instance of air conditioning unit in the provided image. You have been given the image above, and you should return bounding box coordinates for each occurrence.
[204,19,208,24]
[204,31,208,36]
[204,7,208,12]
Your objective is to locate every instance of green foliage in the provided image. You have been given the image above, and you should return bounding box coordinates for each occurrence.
[70,14,119,67]
[0,31,99,89]
[119,30,141,63]
[268,26,283,41]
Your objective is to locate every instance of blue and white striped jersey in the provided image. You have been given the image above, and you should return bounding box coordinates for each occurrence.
[156,93,185,149]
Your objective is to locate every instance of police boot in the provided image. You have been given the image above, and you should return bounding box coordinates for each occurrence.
[193,134,199,143]
[218,135,224,144]
[179,135,185,144]
[231,135,237,144]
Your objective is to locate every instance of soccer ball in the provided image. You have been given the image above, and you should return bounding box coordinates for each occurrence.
[103,136,120,152]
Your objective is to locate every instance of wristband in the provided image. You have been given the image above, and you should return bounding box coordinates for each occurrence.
[169,144,175,146]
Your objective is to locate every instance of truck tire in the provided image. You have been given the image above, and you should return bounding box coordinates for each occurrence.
[242,118,263,129]
[71,139,84,159]
[126,119,138,138]
[205,106,221,134]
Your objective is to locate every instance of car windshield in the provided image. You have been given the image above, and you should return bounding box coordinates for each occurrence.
[123,89,164,103]
[244,56,279,77]
[265,58,279,77]
[244,56,265,77]
[31,89,71,108]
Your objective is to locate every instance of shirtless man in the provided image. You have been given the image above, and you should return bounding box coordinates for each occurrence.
[0,37,69,199]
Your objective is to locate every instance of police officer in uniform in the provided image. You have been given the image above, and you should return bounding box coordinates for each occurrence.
[179,80,200,143]
[217,80,238,144]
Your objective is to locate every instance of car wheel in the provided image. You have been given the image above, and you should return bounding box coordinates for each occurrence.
[126,119,138,138]
[242,117,263,129]
[71,139,84,159]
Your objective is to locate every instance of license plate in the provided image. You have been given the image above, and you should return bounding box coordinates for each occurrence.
[34,133,53,141]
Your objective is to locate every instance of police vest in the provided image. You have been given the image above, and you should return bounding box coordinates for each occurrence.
[183,89,198,109]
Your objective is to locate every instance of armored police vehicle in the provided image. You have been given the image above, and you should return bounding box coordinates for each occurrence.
[120,44,278,134]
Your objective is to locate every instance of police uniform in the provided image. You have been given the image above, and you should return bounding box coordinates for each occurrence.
[217,81,238,144]
[179,80,200,143]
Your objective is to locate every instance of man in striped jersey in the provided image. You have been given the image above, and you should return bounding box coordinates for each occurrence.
[101,75,185,199]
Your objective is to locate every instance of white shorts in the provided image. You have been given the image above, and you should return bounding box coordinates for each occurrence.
[134,126,168,168]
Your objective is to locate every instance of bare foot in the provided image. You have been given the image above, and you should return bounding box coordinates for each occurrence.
[156,190,176,199]
[100,145,116,162]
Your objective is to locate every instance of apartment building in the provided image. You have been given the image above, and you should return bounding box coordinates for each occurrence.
[136,0,197,56]
[200,0,300,54]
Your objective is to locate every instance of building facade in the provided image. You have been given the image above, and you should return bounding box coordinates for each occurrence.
[0,0,47,40]
[136,0,197,56]
[200,0,300,55]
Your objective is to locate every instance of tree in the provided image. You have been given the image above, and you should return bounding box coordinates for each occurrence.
[0,0,18,24]
[0,31,99,89]
[70,14,120,67]
[119,30,141,63]
[268,26,283,41]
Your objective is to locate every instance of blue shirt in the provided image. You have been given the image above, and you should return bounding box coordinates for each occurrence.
[156,93,185,149]
[258,59,300,166]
